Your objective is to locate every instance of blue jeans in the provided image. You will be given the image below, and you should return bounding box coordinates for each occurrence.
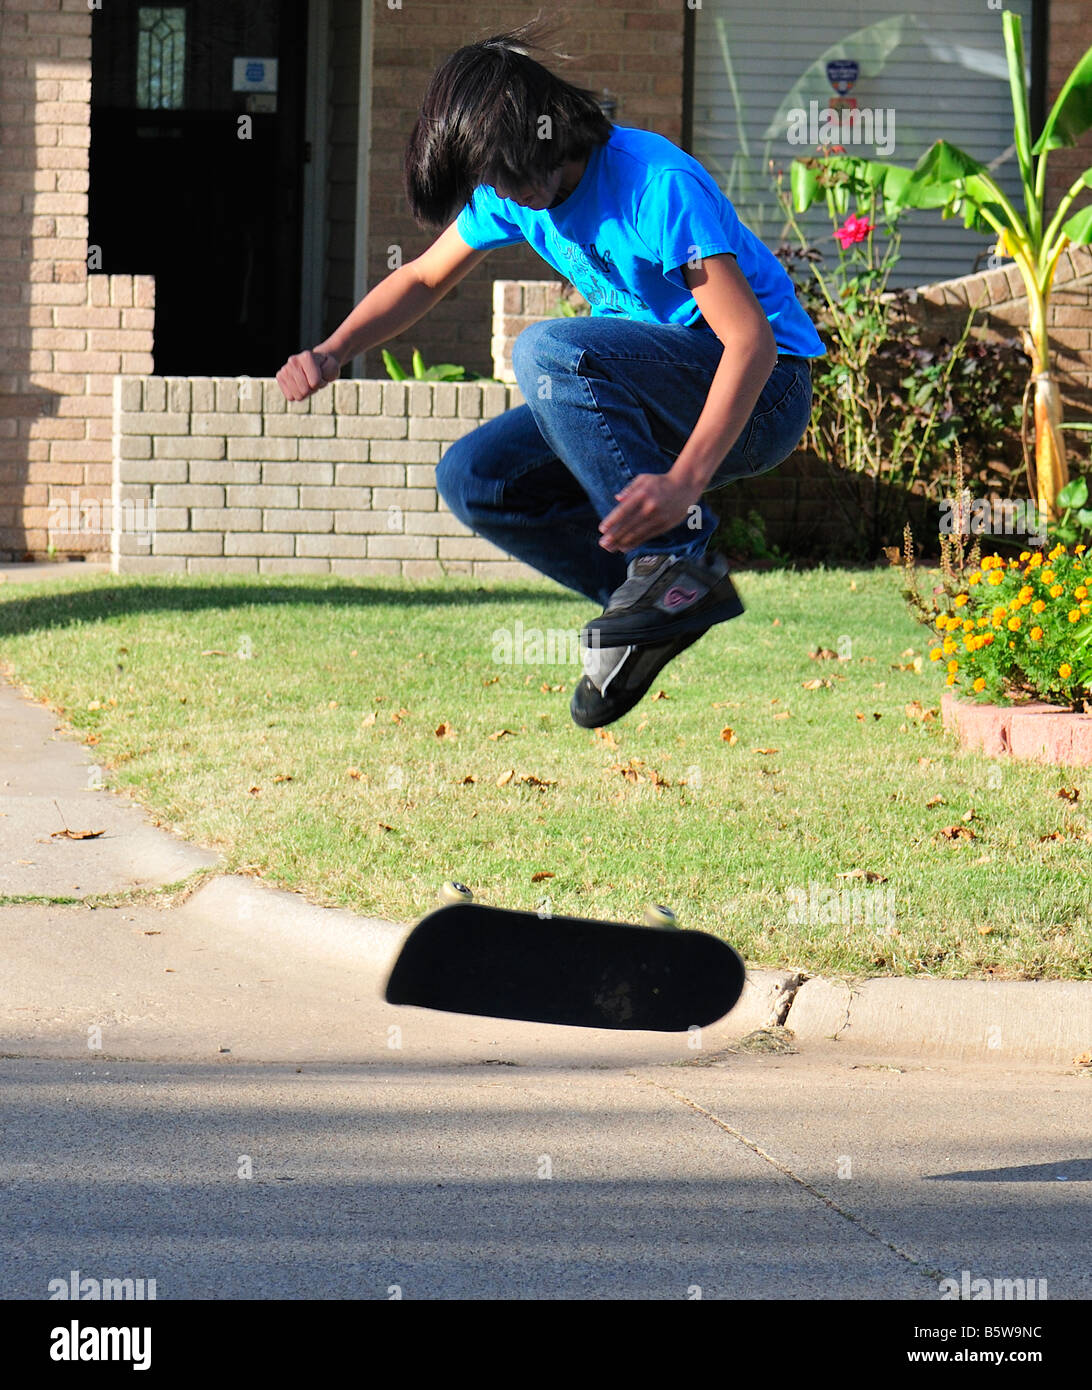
[436,317,813,606]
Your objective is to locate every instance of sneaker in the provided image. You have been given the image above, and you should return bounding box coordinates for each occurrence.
[570,628,704,728]
[581,550,744,648]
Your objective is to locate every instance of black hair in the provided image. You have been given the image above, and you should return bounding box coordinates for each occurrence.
[403,18,613,227]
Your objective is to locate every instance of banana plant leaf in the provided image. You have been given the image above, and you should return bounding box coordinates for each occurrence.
[1031,43,1092,154]
[1061,203,1092,245]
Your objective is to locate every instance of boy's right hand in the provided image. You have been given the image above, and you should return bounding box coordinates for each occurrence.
[276,349,340,401]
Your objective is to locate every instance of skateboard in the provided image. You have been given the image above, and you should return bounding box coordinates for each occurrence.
[383,881,745,1032]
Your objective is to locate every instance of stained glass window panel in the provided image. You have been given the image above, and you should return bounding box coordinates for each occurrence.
[136,7,186,110]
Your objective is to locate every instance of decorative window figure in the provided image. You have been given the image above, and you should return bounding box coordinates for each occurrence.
[136,7,186,110]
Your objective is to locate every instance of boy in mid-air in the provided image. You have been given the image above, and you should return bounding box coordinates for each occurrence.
[277,23,824,726]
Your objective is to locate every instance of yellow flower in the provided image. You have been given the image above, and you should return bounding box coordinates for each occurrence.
[1019,551,1030,562]
[992,607,1007,625]
[1049,544,1066,560]
[1082,601,1092,614]
[973,677,986,692]
[947,659,959,673]
[1077,545,1087,555]
[946,672,957,686]
[1029,553,1043,568]
[953,594,968,607]
[968,572,982,585]
[1060,664,1072,679]
[943,638,957,653]
[1050,584,1064,598]
[1007,616,1021,631]
[1069,609,1081,623]
[929,648,943,661]
[1040,570,1056,584]
[987,571,1004,586]
[1032,599,1046,614]
[982,633,995,646]
[1075,586,1088,600]
[1018,586,1034,600]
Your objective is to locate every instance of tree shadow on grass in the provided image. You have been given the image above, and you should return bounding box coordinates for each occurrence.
[0,581,568,641]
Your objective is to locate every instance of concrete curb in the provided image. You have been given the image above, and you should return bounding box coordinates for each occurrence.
[183,876,1092,1064]
[784,976,1092,1066]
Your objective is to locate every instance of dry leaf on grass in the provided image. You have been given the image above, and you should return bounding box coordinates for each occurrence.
[720,727,738,744]
[488,729,515,741]
[753,747,779,755]
[1073,1051,1092,1069]
[361,711,377,727]
[651,690,669,700]
[461,774,477,785]
[530,871,555,882]
[247,786,261,796]
[801,678,831,690]
[497,769,515,787]
[272,774,293,784]
[346,768,362,780]
[1058,786,1080,802]
[835,868,887,882]
[810,647,838,660]
[435,722,455,739]
[594,727,618,746]
[925,796,946,808]
[939,824,976,841]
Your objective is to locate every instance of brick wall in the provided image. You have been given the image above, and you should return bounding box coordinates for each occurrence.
[112,375,538,579]
[360,0,684,380]
[0,0,152,564]
[906,245,1092,420]
[1045,2,1092,222]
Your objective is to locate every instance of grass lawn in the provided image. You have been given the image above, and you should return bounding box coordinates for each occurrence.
[1,567,1088,979]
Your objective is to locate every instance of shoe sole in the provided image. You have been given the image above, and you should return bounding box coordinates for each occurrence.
[570,629,705,729]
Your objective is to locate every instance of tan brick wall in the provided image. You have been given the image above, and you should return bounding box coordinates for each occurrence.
[0,0,152,563]
[360,0,684,380]
[112,376,541,579]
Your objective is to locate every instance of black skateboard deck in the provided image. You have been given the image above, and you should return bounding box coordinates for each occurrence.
[384,902,745,1031]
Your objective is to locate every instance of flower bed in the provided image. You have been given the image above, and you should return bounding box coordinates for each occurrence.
[929,543,1092,707]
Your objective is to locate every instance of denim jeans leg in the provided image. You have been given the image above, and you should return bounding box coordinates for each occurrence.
[510,318,728,564]
[435,403,628,606]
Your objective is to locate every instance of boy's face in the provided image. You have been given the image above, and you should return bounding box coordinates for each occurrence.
[489,165,566,211]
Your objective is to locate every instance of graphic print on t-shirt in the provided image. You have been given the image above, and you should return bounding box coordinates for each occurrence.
[551,235,650,314]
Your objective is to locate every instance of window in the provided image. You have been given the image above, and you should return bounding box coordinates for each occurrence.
[136,6,186,110]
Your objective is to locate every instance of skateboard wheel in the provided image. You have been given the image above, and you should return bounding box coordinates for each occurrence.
[644,904,677,929]
[439,879,474,905]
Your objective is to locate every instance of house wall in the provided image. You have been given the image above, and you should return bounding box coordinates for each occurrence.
[0,0,152,563]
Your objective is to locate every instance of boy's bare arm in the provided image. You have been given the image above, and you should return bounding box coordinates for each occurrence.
[276,224,490,401]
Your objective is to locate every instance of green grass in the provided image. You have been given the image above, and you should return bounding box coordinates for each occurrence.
[1,568,1089,979]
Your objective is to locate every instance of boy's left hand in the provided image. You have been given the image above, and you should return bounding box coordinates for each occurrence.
[598,473,700,552]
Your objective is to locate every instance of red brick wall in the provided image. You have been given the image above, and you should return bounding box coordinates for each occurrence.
[359,0,685,379]
[0,0,152,563]
[1044,2,1092,219]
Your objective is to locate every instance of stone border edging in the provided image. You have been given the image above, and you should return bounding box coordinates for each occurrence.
[942,690,1092,766]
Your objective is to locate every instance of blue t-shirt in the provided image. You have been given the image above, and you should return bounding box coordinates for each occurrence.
[456,125,825,359]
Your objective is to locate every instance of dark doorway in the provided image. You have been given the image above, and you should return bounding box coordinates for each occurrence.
[90,1,308,376]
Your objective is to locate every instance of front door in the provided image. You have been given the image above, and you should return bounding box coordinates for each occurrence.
[90,1,308,376]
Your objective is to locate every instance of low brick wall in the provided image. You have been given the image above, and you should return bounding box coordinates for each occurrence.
[111,376,540,579]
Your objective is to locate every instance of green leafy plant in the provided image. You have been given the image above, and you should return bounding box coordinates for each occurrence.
[1049,475,1092,548]
[793,10,1092,523]
[777,155,984,555]
[382,348,467,382]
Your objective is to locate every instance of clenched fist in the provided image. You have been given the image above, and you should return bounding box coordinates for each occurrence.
[276,348,340,402]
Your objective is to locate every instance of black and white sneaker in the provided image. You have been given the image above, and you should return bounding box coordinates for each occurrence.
[581,551,744,649]
[570,629,704,729]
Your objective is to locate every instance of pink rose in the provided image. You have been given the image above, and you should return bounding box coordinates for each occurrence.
[834,214,874,248]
